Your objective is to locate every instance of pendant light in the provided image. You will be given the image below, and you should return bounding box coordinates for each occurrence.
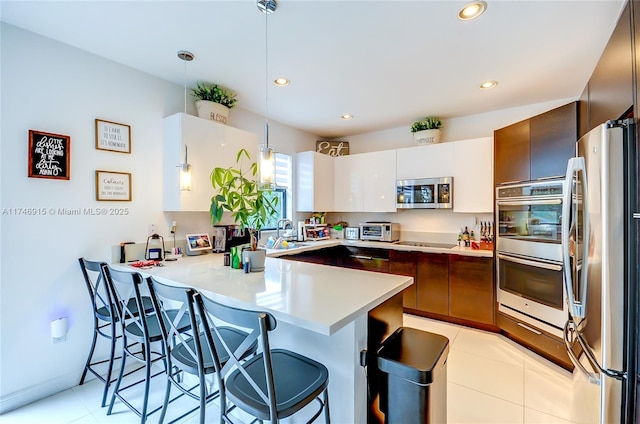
[178,50,194,191]
[258,0,277,189]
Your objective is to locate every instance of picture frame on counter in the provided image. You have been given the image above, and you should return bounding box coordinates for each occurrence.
[95,119,131,153]
[96,170,131,201]
[28,129,71,180]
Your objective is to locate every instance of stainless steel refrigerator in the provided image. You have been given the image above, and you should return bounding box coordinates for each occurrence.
[562,119,638,423]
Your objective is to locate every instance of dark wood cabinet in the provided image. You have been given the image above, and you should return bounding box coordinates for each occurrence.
[340,246,389,273]
[415,252,449,316]
[449,255,495,325]
[494,119,530,184]
[388,250,417,309]
[494,102,577,184]
[588,2,633,132]
[530,102,578,180]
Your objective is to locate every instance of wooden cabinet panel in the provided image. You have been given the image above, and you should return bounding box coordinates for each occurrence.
[416,253,449,316]
[449,255,495,325]
[340,246,390,273]
[389,250,417,309]
[494,119,530,185]
[497,313,573,370]
[588,2,633,132]
[530,102,577,180]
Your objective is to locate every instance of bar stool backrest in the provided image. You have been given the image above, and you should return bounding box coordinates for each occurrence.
[193,292,279,420]
[101,265,150,342]
[78,258,113,323]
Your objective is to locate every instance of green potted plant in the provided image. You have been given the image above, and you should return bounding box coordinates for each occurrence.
[210,148,278,271]
[192,82,238,125]
[410,116,443,145]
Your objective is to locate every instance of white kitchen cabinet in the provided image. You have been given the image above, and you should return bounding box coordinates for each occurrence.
[333,150,396,212]
[163,112,257,212]
[363,150,397,212]
[452,137,494,213]
[396,142,454,180]
[333,154,364,212]
[295,151,334,212]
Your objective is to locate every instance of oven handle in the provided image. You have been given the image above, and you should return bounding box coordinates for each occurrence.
[497,253,562,271]
[562,156,588,318]
[496,199,562,206]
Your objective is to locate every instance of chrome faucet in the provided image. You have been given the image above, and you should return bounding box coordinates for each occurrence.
[276,219,294,239]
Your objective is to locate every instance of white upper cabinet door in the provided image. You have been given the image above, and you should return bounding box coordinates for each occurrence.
[333,154,364,212]
[163,113,257,212]
[452,137,494,213]
[396,142,454,180]
[363,150,397,212]
[295,151,334,212]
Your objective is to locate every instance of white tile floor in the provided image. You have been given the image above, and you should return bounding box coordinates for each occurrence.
[1,314,576,424]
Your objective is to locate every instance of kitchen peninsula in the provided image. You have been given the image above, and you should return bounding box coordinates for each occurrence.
[112,252,412,423]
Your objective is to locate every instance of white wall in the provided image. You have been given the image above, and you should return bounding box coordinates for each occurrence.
[323,98,577,239]
[0,23,320,413]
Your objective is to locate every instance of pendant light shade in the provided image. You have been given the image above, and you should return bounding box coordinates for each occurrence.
[258,0,277,189]
[180,145,192,191]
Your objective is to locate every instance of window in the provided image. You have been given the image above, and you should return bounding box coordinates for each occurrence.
[260,153,291,230]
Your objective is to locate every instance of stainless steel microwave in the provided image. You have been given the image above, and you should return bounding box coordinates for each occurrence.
[396,177,453,209]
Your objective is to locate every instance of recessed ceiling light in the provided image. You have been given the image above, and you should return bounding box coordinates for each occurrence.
[480,80,498,89]
[341,114,353,120]
[458,1,487,20]
[274,78,290,86]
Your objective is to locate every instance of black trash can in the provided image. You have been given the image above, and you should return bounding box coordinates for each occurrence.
[376,327,449,424]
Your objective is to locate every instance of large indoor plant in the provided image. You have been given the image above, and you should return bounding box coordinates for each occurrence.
[192,82,238,124]
[210,148,278,270]
[410,116,443,145]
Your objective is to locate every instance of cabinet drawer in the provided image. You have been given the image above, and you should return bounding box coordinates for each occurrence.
[497,312,573,370]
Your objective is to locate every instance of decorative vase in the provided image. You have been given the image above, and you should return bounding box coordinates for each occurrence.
[244,249,266,272]
[413,129,442,145]
[195,100,230,124]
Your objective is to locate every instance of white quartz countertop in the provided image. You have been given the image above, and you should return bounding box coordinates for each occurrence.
[112,254,412,336]
[266,238,494,258]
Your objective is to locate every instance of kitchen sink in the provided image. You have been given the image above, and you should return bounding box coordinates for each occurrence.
[396,241,457,249]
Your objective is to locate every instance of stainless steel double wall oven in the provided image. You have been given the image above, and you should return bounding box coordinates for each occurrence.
[495,178,567,337]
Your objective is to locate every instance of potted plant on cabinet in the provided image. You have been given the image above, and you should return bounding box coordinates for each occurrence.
[192,82,238,125]
[410,116,443,145]
[210,148,278,271]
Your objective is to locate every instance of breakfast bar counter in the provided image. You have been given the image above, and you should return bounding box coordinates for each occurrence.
[112,253,412,423]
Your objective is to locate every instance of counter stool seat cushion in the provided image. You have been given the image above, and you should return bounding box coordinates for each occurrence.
[226,349,329,420]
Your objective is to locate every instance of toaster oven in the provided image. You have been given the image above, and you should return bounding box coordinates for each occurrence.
[359,222,400,242]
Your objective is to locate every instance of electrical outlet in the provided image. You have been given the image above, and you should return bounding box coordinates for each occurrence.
[148,223,156,235]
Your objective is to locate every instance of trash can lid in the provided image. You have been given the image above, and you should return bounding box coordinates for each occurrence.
[376,327,450,385]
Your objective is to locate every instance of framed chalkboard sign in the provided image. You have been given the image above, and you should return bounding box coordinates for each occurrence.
[28,130,70,180]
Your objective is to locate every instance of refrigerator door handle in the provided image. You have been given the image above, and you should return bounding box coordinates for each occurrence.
[563,320,601,385]
[562,157,589,318]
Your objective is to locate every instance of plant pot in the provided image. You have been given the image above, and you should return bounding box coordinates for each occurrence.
[244,249,266,272]
[195,100,230,124]
[413,129,442,145]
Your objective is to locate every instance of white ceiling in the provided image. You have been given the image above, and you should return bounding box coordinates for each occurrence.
[0,0,626,138]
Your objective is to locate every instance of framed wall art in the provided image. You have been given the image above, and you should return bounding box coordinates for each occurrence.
[96,170,131,201]
[316,140,349,156]
[95,119,131,153]
[28,130,71,180]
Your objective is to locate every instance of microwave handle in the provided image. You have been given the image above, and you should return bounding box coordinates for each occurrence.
[562,157,589,319]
